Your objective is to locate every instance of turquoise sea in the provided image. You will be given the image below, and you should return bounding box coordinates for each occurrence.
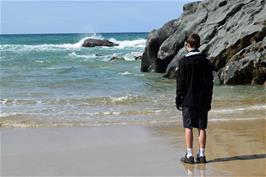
[0,33,265,128]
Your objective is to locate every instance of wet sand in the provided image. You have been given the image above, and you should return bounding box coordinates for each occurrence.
[1,119,266,176]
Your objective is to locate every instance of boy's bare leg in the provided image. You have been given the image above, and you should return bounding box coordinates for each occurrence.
[185,128,193,157]
[198,129,206,148]
[198,128,206,157]
[185,128,193,148]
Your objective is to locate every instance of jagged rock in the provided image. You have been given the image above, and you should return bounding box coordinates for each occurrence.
[163,54,182,79]
[141,19,182,72]
[157,2,208,61]
[220,37,266,85]
[141,0,266,85]
[134,55,142,60]
[183,1,202,16]
[82,39,118,47]
[109,56,125,62]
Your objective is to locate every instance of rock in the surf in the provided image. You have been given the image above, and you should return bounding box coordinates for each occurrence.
[82,38,118,47]
[109,56,126,61]
[134,55,142,60]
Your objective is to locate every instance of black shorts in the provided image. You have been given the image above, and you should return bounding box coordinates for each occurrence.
[182,106,208,129]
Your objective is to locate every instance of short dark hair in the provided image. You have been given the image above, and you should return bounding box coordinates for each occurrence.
[186,33,200,49]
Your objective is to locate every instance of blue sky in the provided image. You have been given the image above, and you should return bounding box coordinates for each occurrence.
[1,0,195,34]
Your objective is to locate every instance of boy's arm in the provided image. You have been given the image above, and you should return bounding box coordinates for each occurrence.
[206,60,214,110]
[176,59,185,111]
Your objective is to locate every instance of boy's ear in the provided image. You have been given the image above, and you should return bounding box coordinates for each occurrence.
[185,42,191,50]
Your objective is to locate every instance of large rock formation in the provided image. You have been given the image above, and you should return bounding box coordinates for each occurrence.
[82,39,118,47]
[141,0,266,85]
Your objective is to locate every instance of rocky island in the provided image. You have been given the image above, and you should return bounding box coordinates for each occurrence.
[141,0,266,85]
[82,38,118,47]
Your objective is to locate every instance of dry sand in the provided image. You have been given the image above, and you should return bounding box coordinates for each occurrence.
[1,119,265,176]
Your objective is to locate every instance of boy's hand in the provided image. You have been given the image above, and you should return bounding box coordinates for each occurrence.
[176,97,183,111]
[176,105,182,111]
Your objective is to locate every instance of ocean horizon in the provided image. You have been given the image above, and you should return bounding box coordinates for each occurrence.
[0,32,148,36]
[0,32,265,128]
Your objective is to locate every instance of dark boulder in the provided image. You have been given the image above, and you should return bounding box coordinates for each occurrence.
[141,0,266,85]
[82,39,118,47]
[134,55,142,60]
[109,56,125,62]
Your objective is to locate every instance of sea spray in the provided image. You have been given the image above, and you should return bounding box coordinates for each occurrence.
[109,38,146,48]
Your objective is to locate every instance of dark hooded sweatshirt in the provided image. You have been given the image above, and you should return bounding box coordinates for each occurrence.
[176,51,213,110]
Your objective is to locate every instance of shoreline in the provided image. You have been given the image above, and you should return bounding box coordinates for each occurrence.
[1,119,266,176]
[0,117,265,129]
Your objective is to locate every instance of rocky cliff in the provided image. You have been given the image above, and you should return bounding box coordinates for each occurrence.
[141,0,266,85]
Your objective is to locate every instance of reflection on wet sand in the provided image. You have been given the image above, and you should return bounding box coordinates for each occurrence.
[182,164,206,177]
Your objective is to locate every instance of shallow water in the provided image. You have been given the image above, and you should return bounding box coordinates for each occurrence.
[0,33,265,127]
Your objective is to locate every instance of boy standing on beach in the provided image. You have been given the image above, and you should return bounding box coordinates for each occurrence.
[176,33,213,164]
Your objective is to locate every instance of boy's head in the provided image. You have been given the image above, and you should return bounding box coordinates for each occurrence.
[185,33,200,51]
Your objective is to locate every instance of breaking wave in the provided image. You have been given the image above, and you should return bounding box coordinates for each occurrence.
[211,105,266,113]
[68,52,97,59]
[0,35,146,52]
[0,95,148,107]
[109,38,146,48]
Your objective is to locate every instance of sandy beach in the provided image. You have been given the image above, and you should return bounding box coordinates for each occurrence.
[1,119,265,176]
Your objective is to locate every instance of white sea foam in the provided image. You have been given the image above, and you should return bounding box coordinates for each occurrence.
[124,53,135,61]
[0,35,146,53]
[211,105,266,113]
[95,111,121,116]
[109,95,135,102]
[208,117,266,122]
[68,52,97,59]
[0,99,9,105]
[109,96,128,102]
[0,43,78,52]
[131,51,143,56]
[0,34,103,52]
[119,71,132,75]
[108,52,142,61]
[0,112,19,118]
[34,60,45,63]
[109,38,146,48]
